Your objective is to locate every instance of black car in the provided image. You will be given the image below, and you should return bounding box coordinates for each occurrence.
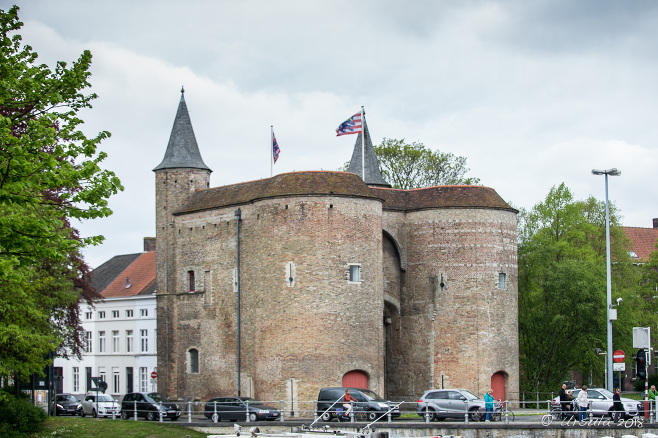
[316,387,400,422]
[203,396,280,422]
[120,392,180,421]
[55,393,82,416]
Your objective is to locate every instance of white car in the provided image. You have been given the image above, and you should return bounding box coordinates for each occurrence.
[81,393,120,418]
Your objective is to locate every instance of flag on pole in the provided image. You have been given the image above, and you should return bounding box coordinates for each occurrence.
[335,113,363,136]
[272,131,280,163]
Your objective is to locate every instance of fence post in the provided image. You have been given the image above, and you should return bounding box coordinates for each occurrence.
[188,400,192,423]
[280,400,285,422]
[387,401,392,423]
[134,400,137,421]
[504,400,509,424]
[536,391,539,410]
[651,400,655,424]
[159,402,163,422]
[424,408,430,424]
[245,400,250,423]
[213,402,218,423]
[464,399,469,424]
[313,401,318,422]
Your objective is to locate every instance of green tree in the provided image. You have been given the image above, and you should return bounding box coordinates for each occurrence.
[0,6,122,382]
[518,183,640,392]
[374,139,480,189]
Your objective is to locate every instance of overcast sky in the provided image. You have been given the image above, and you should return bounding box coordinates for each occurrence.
[5,0,658,268]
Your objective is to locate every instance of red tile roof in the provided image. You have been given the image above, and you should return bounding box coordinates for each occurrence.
[371,185,516,212]
[101,251,156,298]
[623,227,658,262]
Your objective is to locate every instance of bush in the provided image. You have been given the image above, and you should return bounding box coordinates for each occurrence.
[633,374,658,392]
[0,389,47,437]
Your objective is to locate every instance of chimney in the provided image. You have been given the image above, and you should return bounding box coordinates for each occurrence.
[653,218,658,229]
[144,237,156,252]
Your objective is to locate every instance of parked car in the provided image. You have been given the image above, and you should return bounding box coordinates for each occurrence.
[54,393,82,416]
[120,392,180,421]
[550,387,641,419]
[203,396,280,422]
[81,393,120,418]
[316,387,400,422]
[416,389,486,422]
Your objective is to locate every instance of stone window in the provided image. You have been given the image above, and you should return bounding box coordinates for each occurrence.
[99,331,106,353]
[188,348,199,374]
[188,270,195,292]
[112,310,119,318]
[126,309,133,318]
[348,264,361,283]
[498,273,506,289]
[98,311,105,319]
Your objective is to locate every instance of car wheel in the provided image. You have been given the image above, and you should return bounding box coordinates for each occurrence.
[469,408,483,422]
[92,409,97,418]
[81,409,86,418]
[121,410,129,420]
[171,415,180,421]
[249,413,257,422]
[366,411,378,421]
[146,411,157,421]
[320,412,332,422]
[211,413,220,422]
[421,408,435,421]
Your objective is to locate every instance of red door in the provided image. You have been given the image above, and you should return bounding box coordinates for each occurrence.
[491,372,506,401]
[342,370,368,389]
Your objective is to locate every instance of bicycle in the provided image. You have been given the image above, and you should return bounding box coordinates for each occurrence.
[490,400,515,422]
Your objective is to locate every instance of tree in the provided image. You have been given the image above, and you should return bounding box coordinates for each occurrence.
[0,6,122,381]
[374,138,479,189]
[517,183,643,392]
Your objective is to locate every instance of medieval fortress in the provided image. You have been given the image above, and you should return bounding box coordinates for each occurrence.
[154,91,519,406]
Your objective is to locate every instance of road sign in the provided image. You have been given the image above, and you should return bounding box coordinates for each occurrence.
[613,350,625,363]
[151,371,157,379]
[613,363,625,372]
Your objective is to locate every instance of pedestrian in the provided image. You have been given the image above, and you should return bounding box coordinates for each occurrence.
[612,388,624,422]
[576,385,589,421]
[484,389,494,422]
[342,389,356,417]
[559,384,570,416]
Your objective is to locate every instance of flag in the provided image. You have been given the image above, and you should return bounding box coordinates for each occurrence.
[336,112,363,136]
[272,132,280,163]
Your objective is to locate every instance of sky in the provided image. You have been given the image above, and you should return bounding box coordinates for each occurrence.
[4,0,658,268]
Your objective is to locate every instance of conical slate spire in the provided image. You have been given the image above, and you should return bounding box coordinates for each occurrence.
[347,120,390,187]
[153,88,211,172]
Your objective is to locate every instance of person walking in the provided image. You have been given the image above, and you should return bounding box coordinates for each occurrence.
[484,389,494,422]
[612,388,625,422]
[576,385,589,421]
[649,385,657,418]
[559,384,570,417]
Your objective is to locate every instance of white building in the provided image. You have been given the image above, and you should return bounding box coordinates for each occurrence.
[53,238,158,398]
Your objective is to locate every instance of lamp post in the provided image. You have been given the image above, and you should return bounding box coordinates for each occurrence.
[591,168,621,392]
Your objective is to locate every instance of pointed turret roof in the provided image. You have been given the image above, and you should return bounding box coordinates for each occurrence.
[153,87,211,172]
[347,120,390,187]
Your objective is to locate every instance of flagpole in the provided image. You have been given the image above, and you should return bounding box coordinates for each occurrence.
[361,106,365,180]
[271,125,273,177]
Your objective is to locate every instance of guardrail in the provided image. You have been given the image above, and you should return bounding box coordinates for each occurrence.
[72,397,658,425]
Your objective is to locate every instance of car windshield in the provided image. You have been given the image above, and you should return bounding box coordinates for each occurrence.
[57,395,77,402]
[359,390,385,402]
[147,393,166,403]
[97,395,114,402]
[460,390,479,400]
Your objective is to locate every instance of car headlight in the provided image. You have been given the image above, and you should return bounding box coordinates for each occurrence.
[378,403,389,409]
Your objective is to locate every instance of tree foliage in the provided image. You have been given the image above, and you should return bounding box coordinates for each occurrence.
[518,183,644,392]
[0,6,122,380]
[374,139,480,189]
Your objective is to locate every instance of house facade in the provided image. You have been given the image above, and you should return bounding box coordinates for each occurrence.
[53,239,158,398]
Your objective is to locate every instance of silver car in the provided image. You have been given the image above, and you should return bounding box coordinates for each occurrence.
[81,393,120,418]
[417,389,486,421]
[551,388,641,419]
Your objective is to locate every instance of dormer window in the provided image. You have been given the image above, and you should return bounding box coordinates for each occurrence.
[629,251,639,259]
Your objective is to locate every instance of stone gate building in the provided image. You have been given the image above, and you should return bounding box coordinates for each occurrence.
[154,90,519,407]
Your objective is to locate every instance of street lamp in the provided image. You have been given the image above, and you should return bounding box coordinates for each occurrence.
[591,168,621,392]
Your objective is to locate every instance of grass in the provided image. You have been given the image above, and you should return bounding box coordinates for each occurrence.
[29,417,209,438]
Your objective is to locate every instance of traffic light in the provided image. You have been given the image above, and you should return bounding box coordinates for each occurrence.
[636,349,647,380]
